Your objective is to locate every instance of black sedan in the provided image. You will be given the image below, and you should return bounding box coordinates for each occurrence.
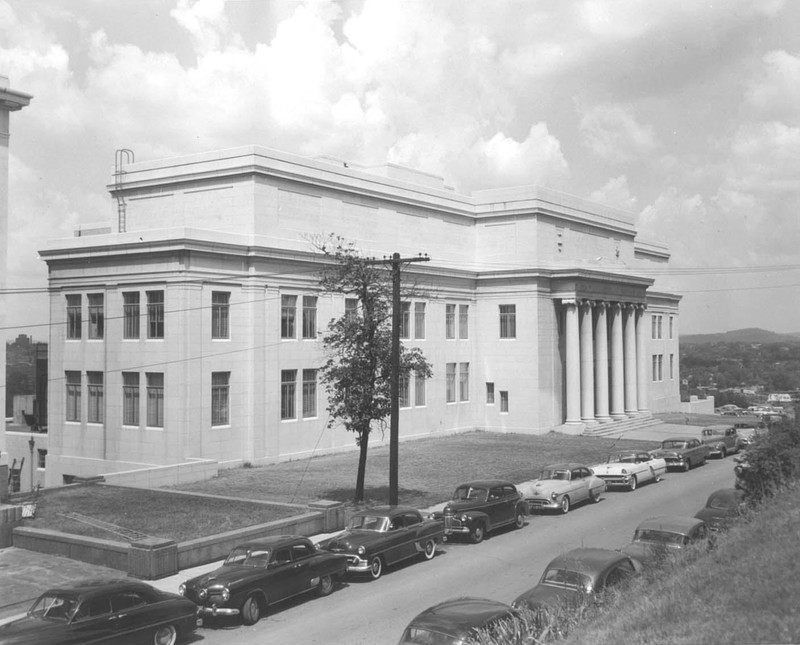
[0,578,199,645]
[512,548,641,615]
[179,535,348,625]
[694,488,746,531]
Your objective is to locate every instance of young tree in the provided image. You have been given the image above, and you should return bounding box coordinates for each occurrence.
[316,237,432,503]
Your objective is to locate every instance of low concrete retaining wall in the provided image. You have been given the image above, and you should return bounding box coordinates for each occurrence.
[12,499,345,580]
[0,504,23,548]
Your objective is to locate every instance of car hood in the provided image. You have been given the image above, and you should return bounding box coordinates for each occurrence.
[513,584,583,611]
[322,529,389,552]
[650,449,683,458]
[184,564,268,589]
[694,508,735,528]
[443,499,492,514]
[519,480,570,497]
[591,464,630,475]
[0,615,61,644]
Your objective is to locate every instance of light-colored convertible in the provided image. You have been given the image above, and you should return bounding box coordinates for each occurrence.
[591,451,667,492]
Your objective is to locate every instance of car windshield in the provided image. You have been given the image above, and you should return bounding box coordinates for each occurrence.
[29,594,79,622]
[708,494,737,510]
[540,469,570,481]
[347,515,389,532]
[453,486,488,502]
[662,441,688,449]
[634,529,687,546]
[400,627,460,644]
[542,568,593,591]
[224,547,272,567]
[609,453,637,463]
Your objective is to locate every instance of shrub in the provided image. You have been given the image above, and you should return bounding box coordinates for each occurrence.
[735,422,800,503]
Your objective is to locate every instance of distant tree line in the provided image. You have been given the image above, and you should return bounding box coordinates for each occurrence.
[681,341,800,399]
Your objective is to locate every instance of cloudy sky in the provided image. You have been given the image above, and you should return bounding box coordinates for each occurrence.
[2,0,799,338]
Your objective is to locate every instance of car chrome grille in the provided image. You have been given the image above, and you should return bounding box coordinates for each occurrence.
[443,514,462,530]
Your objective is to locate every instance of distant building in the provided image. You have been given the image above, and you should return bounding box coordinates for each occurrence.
[40,146,682,486]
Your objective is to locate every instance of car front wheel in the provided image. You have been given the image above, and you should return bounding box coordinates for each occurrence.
[720,447,727,459]
[683,460,691,472]
[470,524,485,544]
[318,574,334,596]
[628,476,638,492]
[422,539,436,560]
[369,555,383,580]
[241,593,262,625]
[515,511,525,529]
[153,624,177,645]
[560,496,570,514]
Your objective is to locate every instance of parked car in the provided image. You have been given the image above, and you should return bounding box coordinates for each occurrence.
[591,451,667,491]
[518,463,606,513]
[619,516,709,567]
[700,424,743,458]
[398,597,530,645]
[736,425,768,448]
[694,488,746,531]
[0,578,199,645]
[649,437,710,471]
[512,548,642,614]
[317,506,444,579]
[433,480,528,544]
[179,535,348,625]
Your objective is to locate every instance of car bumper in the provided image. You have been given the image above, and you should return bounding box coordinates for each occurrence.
[198,605,239,617]
[526,498,560,511]
[597,475,633,487]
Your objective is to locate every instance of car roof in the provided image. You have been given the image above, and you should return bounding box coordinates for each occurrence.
[541,463,585,471]
[40,578,154,598]
[706,488,744,504]
[661,436,697,442]
[454,479,513,488]
[544,548,632,573]
[352,506,421,518]
[635,516,705,534]
[703,424,734,431]
[408,597,515,636]
[233,535,311,550]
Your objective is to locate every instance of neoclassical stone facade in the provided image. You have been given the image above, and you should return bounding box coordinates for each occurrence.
[39,146,681,485]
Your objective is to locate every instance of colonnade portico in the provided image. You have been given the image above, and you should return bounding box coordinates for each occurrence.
[563,298,649,426]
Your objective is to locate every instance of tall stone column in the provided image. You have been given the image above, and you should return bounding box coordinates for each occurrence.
[579,301,596,424]
[623,304,638,416]
[609,303,625,419]
[593,302,611,422]
[636,305,650,414]
[564,299,581,425]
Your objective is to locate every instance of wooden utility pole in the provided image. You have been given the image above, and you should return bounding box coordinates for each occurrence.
[372,252,429,505]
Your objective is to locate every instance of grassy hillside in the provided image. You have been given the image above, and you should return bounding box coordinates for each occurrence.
[560,484,800,645]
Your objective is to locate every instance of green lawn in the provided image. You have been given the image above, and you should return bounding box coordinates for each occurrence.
[25,431,654,542]
[174,430,655,508]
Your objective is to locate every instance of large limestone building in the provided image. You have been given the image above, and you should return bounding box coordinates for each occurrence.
[39,146,681,486]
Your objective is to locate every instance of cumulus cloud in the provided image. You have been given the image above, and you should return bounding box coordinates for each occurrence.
[746,50,800,123]
[589,175,638,212]
[580,104,659,164]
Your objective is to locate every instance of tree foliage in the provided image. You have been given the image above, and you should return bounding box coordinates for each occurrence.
[316,236,432,502]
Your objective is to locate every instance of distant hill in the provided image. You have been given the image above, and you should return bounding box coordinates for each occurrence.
[681,328,800,345]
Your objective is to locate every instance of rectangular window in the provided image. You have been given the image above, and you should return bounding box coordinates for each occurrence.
[87,371,104,423]
[459,305,469,339]
[302,296,317,339]
[445,304,456,339]
[37,449,47,469]
[302,369,317,418]
[652,354,664,382]
[657,315,663,340]
[87,294,104,339]
[651,314,663,340]
[281,370,297,419]
[486,382,495,404]
[147,291,164,339]
[211,372,230,426]
[459,363,470,402]
[499,304,516,339]
[66,295,81,339]
[345,298,358,322]
[414,375,426,407]
[123,292,140,339]
[122,372,140,426]
[658,354,664,380]
[146,372,164,427]
[211,292,230,339]
[670,353,675,379]
[399,373,411,408]
[281,295,297,339]
[400,302,411,339]
[500,390,509,413]
[9,470,19,493]
[669,316,674,340]
[65,371,81,421]
[414,302,426,340]
[446,363,456,403]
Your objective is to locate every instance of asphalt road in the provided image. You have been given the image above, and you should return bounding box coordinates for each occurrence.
[187,456,736,645]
